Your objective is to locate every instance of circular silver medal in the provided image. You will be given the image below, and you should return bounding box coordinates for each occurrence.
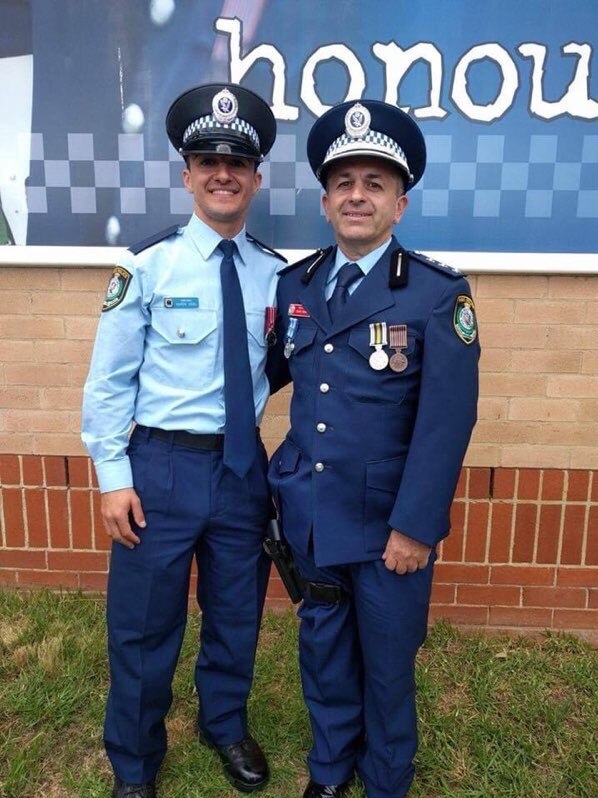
[389,351,408,372]
[284,342,295,359]
[369,348,389,371]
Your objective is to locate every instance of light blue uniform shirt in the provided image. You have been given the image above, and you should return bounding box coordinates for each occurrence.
[82,214,282,493]
[324,238,392,300]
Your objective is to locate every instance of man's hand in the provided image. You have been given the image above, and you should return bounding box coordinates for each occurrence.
[101,488,146,549]
[382,529,431,575]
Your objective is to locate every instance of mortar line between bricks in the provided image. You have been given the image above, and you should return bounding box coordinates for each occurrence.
[555,470,568,583]
[580,470,593,568]
[507,469,518,564]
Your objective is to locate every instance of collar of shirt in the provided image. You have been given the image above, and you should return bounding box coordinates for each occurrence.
[325,237,392,291]
[185,213,248,267]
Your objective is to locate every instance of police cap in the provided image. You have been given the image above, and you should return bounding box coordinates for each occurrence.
[166,83,276,161]
[307,99,426,190]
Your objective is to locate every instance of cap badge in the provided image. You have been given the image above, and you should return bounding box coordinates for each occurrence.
[212,88,238,124]
[345,103,371,138]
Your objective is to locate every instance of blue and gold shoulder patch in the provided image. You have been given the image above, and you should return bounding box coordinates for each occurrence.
[102,266,132,312]
[410,251,463,278]
[128,224,180,255]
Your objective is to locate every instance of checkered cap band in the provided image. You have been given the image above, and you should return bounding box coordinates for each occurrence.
[322,130,412,181]
[182,114,260,151]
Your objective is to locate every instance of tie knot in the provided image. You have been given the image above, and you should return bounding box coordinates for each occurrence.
[335,261,362,290]
[219,239,237,258]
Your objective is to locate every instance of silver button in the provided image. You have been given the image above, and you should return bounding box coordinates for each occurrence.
[316,423,327,433]
[324,343,334,353]
[319,383,330,393]
[177,327,186,338]
[314,462,324,472]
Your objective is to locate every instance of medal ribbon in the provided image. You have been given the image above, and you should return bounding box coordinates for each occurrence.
[369,322,388,348]
[388,324,407,349]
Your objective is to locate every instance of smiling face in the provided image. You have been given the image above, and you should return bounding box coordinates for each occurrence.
[183,154,262,238]
[322,157,409,260]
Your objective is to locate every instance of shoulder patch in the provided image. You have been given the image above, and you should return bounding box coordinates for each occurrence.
[246,233,287,263]
[410,250,463,279]
[453,294,478,344]
[128,224,180,255]
[102,266,132,312]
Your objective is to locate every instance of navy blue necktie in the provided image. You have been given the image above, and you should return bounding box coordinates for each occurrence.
[219,239,256,478]
[328,262,362,322]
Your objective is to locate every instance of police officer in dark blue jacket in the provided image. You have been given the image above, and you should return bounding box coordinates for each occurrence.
[267,100,480,798]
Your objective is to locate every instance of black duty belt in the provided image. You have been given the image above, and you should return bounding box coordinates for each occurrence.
[136,425,225,451]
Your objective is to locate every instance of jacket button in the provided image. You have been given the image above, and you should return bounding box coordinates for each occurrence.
[316,422,327,433]
[324,343,334,353]
[319,383,330,393]
[177,327,186,338]
[314,462,324,472]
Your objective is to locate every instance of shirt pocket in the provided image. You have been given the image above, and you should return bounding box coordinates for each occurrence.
[345,327,420,405]
[149,308,218,390]
[246,310,268,373]
[151,307,217,345]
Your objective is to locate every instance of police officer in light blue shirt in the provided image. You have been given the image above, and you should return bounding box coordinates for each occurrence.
[82,83,285,798]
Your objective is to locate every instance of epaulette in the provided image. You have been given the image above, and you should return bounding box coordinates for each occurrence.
[246,233,287,263]
[409,250,463,278]
[128,224,180,255]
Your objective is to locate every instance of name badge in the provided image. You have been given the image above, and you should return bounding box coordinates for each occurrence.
[164,297,199,309]
[288,303,310,318]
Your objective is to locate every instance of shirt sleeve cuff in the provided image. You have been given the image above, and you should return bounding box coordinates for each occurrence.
[94,458,134,494]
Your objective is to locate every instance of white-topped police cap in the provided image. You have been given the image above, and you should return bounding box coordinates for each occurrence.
[166,83,276,161]
[307,99,426,189]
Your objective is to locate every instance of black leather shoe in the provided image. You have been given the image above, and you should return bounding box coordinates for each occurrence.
[302,779,352,798]
[112,778,156,798]
[199,732,269,792]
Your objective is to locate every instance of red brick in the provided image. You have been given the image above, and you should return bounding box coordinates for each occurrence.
[491,565,555,586]
[69,490,93,549]
[0,549,47,569]
[493,468,516,499]
[591,472,598,502]
[92,490,111,550]
[17,570,79,589]
[429,605,489,625]
[47,550,108,572]
[0,455,21,485]
[25,489,48,548]
[430,583,456,604]
[44,456,68,486]
[553,609,598,629]
[265,596,292,611]
[266,576,290,600]
[567,471,590,502]
[434,563,490,584]
[517,470,540,501]
[512,504,537,563]
[90,467,99,489]
[557,567,598,587]
[0,570,17,586]
[441,510,464,562]
[536,505,562,564]
[22,455,44,486]
[589,589,598,609]
[454,469,467,499]
[586,507,598,566]
[47,490,70,548]
[489,606,552,628]
[488,504,513,563]
[3,488,25,547]
[468,468,491,499]
[78,571,109,591]
[541,469,565,501]
[457,584,521,606]
[67,456,91,488]
[560,505,585,565]
[523,586,587,608]
[464,503,489,563]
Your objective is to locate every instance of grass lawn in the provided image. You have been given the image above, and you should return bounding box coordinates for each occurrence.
[0,589,596,798]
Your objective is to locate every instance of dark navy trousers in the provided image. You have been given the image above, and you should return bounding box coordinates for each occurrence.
[291,546,436,798]
[104,427,271,783]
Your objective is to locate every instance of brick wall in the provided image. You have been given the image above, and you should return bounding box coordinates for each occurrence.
[0,265,597,638]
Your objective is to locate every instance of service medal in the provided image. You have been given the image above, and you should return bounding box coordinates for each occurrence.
[284,317,298,359]
[264,306,277,347]
[368,322,389,370]
[388,324,408,372]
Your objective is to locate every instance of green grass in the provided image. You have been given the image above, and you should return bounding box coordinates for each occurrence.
[0,590,596,798]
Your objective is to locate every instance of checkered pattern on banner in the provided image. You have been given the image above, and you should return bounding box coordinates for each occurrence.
[26,131,598,220]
